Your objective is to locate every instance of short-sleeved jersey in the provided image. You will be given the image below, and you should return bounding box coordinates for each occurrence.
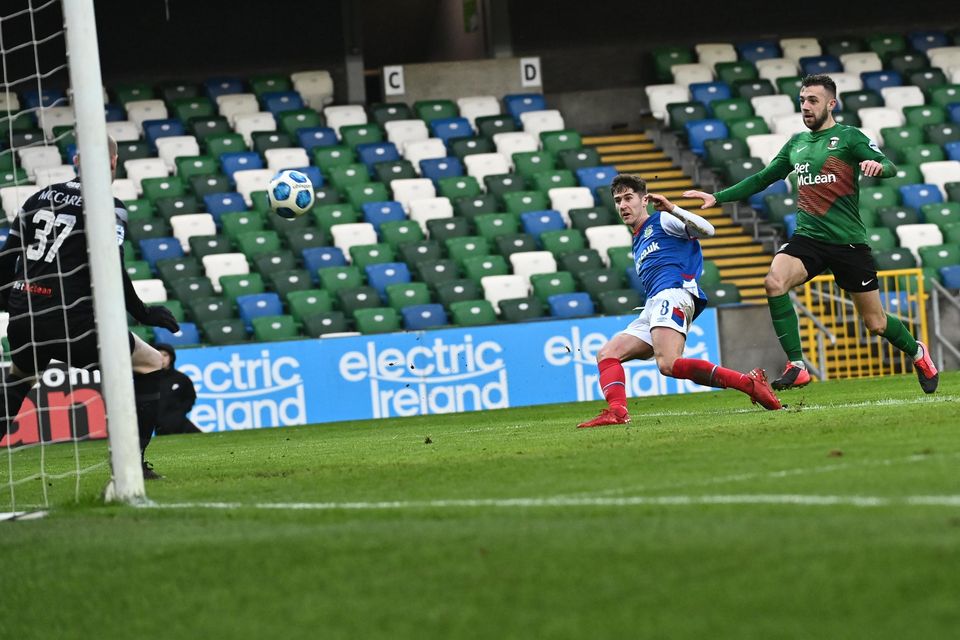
[2,180,127,321]
[714,123,895,245]
[632,210,707,319]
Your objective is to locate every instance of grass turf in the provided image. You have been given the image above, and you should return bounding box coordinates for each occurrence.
[3,372,959,639]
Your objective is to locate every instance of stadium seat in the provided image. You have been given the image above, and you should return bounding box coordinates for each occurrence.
[521,210,566,238]
[684,119,728,155]
[302,311,349,337]
[429,117,473,145]
[510,251,557,281]
[251,315,300,342]
[540,229,585,257]
[918,244,960,270]
[873,247,917,270]
[152,322,201,347]
[652,45,695,82]
[384,119,430,147]
[331,222,379,257]
[531,271,577,303]
[503,93,547,125]
[434,279,481,308]
[297,127,338,152]
[495,233,538,258]
[941,265,960,289]
[302,246,347,278]
[373,160,418,186]
[318,265,363,295]
[188,235,233,259]
[547,292,595,318]
[922,202,960,229]
[480,274,528,312]
[449,300,498,327]
[920,161,960,199]
[899,184,943,211]
[345,183,391,209]
[644,84,690,122]
[671,63,714,88]
[361,200,406,231]
[798,55,842,76]
[597,289,644,315]
[138,237,184,269]
[456,95,500,129]
[584,225,632,264]
[704,283,742,306]
[401,304,448,330]
[335,289,381,325]
[385,282,431,311]
[475,114,518,140]
[420,157,464,183]
[254,250,298,278]
[364,262,411,299]
[170,213,217,252]
[418,259,462,289]
[353,308,401,335]
[220,273,266,307]
[203,253,250,293]
[409,198,455,234]
[236,292,284,330]
[323,105,368,135]
[399,241,443,270]
[896,224,943,261]
[340,123,384,149]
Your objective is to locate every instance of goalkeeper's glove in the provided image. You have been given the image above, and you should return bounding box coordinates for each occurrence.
[143,305,180,333]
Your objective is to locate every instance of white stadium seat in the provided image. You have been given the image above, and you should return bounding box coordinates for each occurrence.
[857,108,905,144]
[746,133,790,165]
[156,136,201,171]
[755,58,798,84]
[402,138,447,170]
[519,109,565,140]
[131,279,167,304]
[216,93,259,125]
[919,160,960,200]
[0,94,19,112]
[493,132,539,165]
[694,43,737,68]
[671,63,713,87]
[264,147,310,172]
[38,105,75,140]
[233,168,274,206]
[548,187,594,224]
[202,253,250,293]
[463,153,510,185]
[780,37,821,63]
[481,274,529,313]
[18,146,63,179]
[879,86,925,112]
[111,179,137,202]
[34,165,76,189]
[831,72,863,97]
[750,95,795,128]
[1,185,40,223]
[509,251,557,282]
[644,84,690,123]
[927,47,960,72]
[391,178,436,211]
[170,213,217,252]
[105,120,141,143]
[331,222,378,258]
[124,99,168,132]
[839,52,883,75]
[409,197,454,233]
[384,119,430,147]
[584,225,633,265]
[123,157,169,194]
[291,70,334,110]
[233,112,276,146]
[771,113,807,136]
[323,105,368,135]
[896,224,943,263]
[456,95,500,129]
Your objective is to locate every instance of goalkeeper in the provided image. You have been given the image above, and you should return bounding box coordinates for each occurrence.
[683,74,938,394]
[0,136,179,480]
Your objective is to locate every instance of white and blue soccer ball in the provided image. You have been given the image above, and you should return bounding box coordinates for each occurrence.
[267,169,315,219]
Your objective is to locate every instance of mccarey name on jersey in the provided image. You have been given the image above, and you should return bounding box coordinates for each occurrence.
[794,162,837,187]
[37,187,84,208]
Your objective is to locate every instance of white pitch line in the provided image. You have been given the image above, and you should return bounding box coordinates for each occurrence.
[142,493,960,511]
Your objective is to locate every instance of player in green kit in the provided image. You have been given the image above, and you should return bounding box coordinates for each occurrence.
[683,74,939,393]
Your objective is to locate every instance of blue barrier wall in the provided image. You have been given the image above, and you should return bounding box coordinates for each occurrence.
[176,310,721,432]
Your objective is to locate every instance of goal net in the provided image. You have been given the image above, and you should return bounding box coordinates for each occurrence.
[1,0,145,518]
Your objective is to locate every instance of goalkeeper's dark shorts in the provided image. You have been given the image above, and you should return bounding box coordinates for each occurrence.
[6,315,135,376]
[777,234,880,293]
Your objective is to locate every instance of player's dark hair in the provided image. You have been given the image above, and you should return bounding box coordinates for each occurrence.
[610,174,647,196]
[801,74,837,98]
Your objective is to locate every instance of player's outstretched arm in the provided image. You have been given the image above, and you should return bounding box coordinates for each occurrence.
[649,193,716,238]
[681,190,717,209]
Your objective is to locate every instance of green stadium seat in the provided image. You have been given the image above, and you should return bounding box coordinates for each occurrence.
[186,296,233,324]
[349,243,396,269]
[220,273,266,306]
[942,222,960,244]
[577,268,625,300]
[907,69,947,93]
[220,212,265,243]
[399,240,444,269]
[253,250,298,278]
[156,256,203,286]
[266,209,315,234]
[832,111,861,127]
[379,220,425,250]
[328,163,371,193]
[652,46,694,82]
[918,244,960,270]
[531,271,577,303]
[666,102,710,132]
[438,175,482,200]
[860,186,899,213]
[141,176,187,204]
[340,123,384,148]
[887,52,928,76]
[175,155,219,183]
[901,144,946,166]
[924,124,960,148]
[733,79,775,99]
[385,282,431,310]
[874,247,917,270]
[774,77,803,98]
[502,190,549,215]
[499,296,544,322]
[279,109,324,138]
[878,206,921,230]
[869,164,923,192]
[204,133,246,160]
[449,137,495,160]
[946,182,960,203]
[251,315,300,342]
[202,319,249,345]
[904,105,947,129]
[434,279,482,308]
[879,126,924,154]
[558,249,605,274]
[449,300,497,326]
[318,265,364,295]
[414,99,458,123]
[303,311,350,337]
[155,194,201,222]
[170,275,216,302]
[417,259,461,289]
[495,233,539,258]
[117,141,152,178]
[370,102,413,126]
[569,207,616,231]
[484,174,529,199]
[866,227,897,251]
[922,203,960,230]
[267,269,312,300]
[512,151,556,179]
[710,99,755,125]
[426,217,471,243]
[597,289,644,315]
[540,130,582,154]
[453,193,500,219]
[715,61,757,85]
[125,260,153,281]
[764,193,798,226]
[312,186,343,209]
[188,174,232,200]
[704,283,742,306]
[865,33,907,59]
[313,145,356,175]
[727,117,770,141]
[171,96,215,123]
[473,213,520,241]
[700,260,721,287]
[345,182,391,209]
[283,228,329,256]
[531,169,577,192]
[373,160,417,186]
[250,131,294,156]
[123,199,155,222]
[235,230,281,258]
[249,74,292,96]
[337,286,381,317]
[475,115,517,139]
[128,325,154,344]
[607,247,634,274]
[312,203,359,234]
[286,289,334,321]
[556,147,601,171]
[353,307,401,334]
[190,117,232,143]
[445,236,492,266]
[540,229,585,257]
[127,219,170,243]
[462,254,509,284]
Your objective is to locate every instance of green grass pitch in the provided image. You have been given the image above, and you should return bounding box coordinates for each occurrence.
[3,372,959,639]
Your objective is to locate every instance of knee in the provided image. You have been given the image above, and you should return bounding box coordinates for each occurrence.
[864,313,887,335]
[597,343,619,363]
[656,355,677,377]
[764,272,788,296]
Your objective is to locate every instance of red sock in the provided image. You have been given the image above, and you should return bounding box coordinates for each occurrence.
[672,358,750,393]
[598,358,627,410]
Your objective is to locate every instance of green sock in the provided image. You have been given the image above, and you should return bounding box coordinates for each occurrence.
[767,293,804,362]
[881,314,919,358]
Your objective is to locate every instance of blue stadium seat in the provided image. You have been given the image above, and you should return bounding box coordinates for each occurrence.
[941,265,960,289]
[899,184,943,211]
[292,165,324,189]
[302,246,347,279]
[799,55,843,76]
[143,119,186,151]
[908,31,950,53]
[521,210,566,238]
[684,119,728,155]
[237,292,284,330]
[689,82,732,108]
[736,40,781,63]
[420,157,464,183]
[203,192,247,222]
[356,142,401,172]
[297,127,339,152]
[783,213,797,238]
[879,291,918,317]
[861,70,902,93]
[0,227,9,247]
[139,237,184,269]
[576,166,618,198]
[945,140,960,161]
[21,88,65,109]
[430,117,473,144]
[365,262,411,299]
[948,105,960,127]
[361,201,406,230]
[402,303,448,330]
[105,104,125,122]
[261,91,305,117]
[204,76,245,100]
[548,292,595,318]
[504,93,547,125]
[220,151,264,184]
[152,322,201,347]
[749,180,789,214]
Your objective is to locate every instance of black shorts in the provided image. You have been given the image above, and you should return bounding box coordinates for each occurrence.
[7,316,136,376]
[777,235,879,293]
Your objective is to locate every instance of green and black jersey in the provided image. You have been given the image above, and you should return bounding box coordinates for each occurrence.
[713,123,897,245]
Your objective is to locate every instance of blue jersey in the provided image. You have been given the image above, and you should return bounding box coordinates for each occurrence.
[632,210,708,318]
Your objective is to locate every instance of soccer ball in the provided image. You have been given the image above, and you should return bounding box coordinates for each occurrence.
[267,169,315,219]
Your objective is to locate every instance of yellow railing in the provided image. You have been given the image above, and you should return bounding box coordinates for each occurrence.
[801,268,929,380]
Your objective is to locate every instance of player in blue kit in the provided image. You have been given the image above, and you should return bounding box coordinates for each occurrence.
[578,174,781,428]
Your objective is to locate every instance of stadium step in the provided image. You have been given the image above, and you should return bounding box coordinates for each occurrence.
[583,131,775,305]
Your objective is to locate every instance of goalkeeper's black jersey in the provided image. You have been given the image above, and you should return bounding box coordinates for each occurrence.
[0,180,128,323]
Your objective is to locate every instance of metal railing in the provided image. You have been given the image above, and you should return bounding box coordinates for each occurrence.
[929,279,960,368]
